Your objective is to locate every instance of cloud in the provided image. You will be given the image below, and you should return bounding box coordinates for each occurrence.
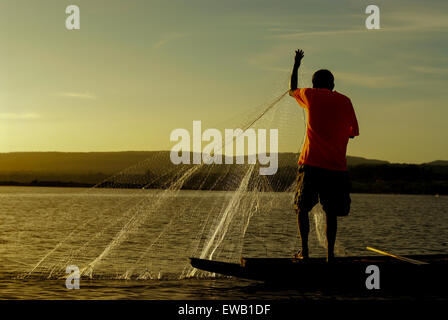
[57,92,96,99]
[153,33,187,49]
[248,46,291,73]
[386,6,448,32]
[269,28,366,39]
[336,72,407,88]
[268,4,448,40]
[411,66,448,75]
[0,112,41,120]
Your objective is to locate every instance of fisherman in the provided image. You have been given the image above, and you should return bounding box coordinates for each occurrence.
[289,49,359,262]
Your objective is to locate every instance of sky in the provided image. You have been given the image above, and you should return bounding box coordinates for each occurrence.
[0,0,447,163]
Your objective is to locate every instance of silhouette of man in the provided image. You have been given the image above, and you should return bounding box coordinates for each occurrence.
[289,49,359,262]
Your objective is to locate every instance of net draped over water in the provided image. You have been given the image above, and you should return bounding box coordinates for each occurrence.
[23,88,345,281]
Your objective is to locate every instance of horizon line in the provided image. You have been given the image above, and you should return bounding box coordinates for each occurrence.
[0,150,446,165]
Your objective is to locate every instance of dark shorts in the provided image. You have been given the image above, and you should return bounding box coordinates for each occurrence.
[294,164,351,217]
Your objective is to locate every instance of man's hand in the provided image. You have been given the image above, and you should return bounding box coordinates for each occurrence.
[294,49,304,66]
[290,49,304,92]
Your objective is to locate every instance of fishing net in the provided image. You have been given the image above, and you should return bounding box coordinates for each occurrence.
[23,75,345,280]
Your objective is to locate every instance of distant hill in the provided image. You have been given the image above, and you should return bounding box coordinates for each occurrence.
[0,151,161,174]
[0,152,446,194]
[426,160,448,166]
[346,156,389,166]
[0,151,389,175]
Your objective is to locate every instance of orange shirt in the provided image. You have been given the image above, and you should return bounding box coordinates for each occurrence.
[290,88,359,171]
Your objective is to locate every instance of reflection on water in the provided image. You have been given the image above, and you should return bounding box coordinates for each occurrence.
[0,187,447,299]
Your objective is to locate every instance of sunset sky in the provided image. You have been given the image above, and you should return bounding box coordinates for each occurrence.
[1,0,447,163]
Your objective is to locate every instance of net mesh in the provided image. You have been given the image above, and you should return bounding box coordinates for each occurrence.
[23,80,345,280]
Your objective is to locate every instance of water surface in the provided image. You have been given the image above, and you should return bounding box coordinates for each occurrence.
[0,187,447,300]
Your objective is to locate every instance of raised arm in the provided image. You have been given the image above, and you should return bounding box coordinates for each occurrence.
[289,49,304,94]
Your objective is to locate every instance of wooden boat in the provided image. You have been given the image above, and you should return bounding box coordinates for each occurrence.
[190,253,448,291]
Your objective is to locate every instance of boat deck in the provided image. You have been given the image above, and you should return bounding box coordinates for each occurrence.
[190,254,448,291]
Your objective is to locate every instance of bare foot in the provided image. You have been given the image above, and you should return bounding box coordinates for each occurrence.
[293,249,309,261]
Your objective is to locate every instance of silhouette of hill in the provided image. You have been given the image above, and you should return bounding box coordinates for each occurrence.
[426,160,448,166]
[0,151,446,194]
[0,151,386,173]
[346,156,389,166]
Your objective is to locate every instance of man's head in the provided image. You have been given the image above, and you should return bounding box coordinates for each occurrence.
[312,69,334,90]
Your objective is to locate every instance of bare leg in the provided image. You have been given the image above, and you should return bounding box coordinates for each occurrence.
[325,214,337,262]
[296,209,309,258]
